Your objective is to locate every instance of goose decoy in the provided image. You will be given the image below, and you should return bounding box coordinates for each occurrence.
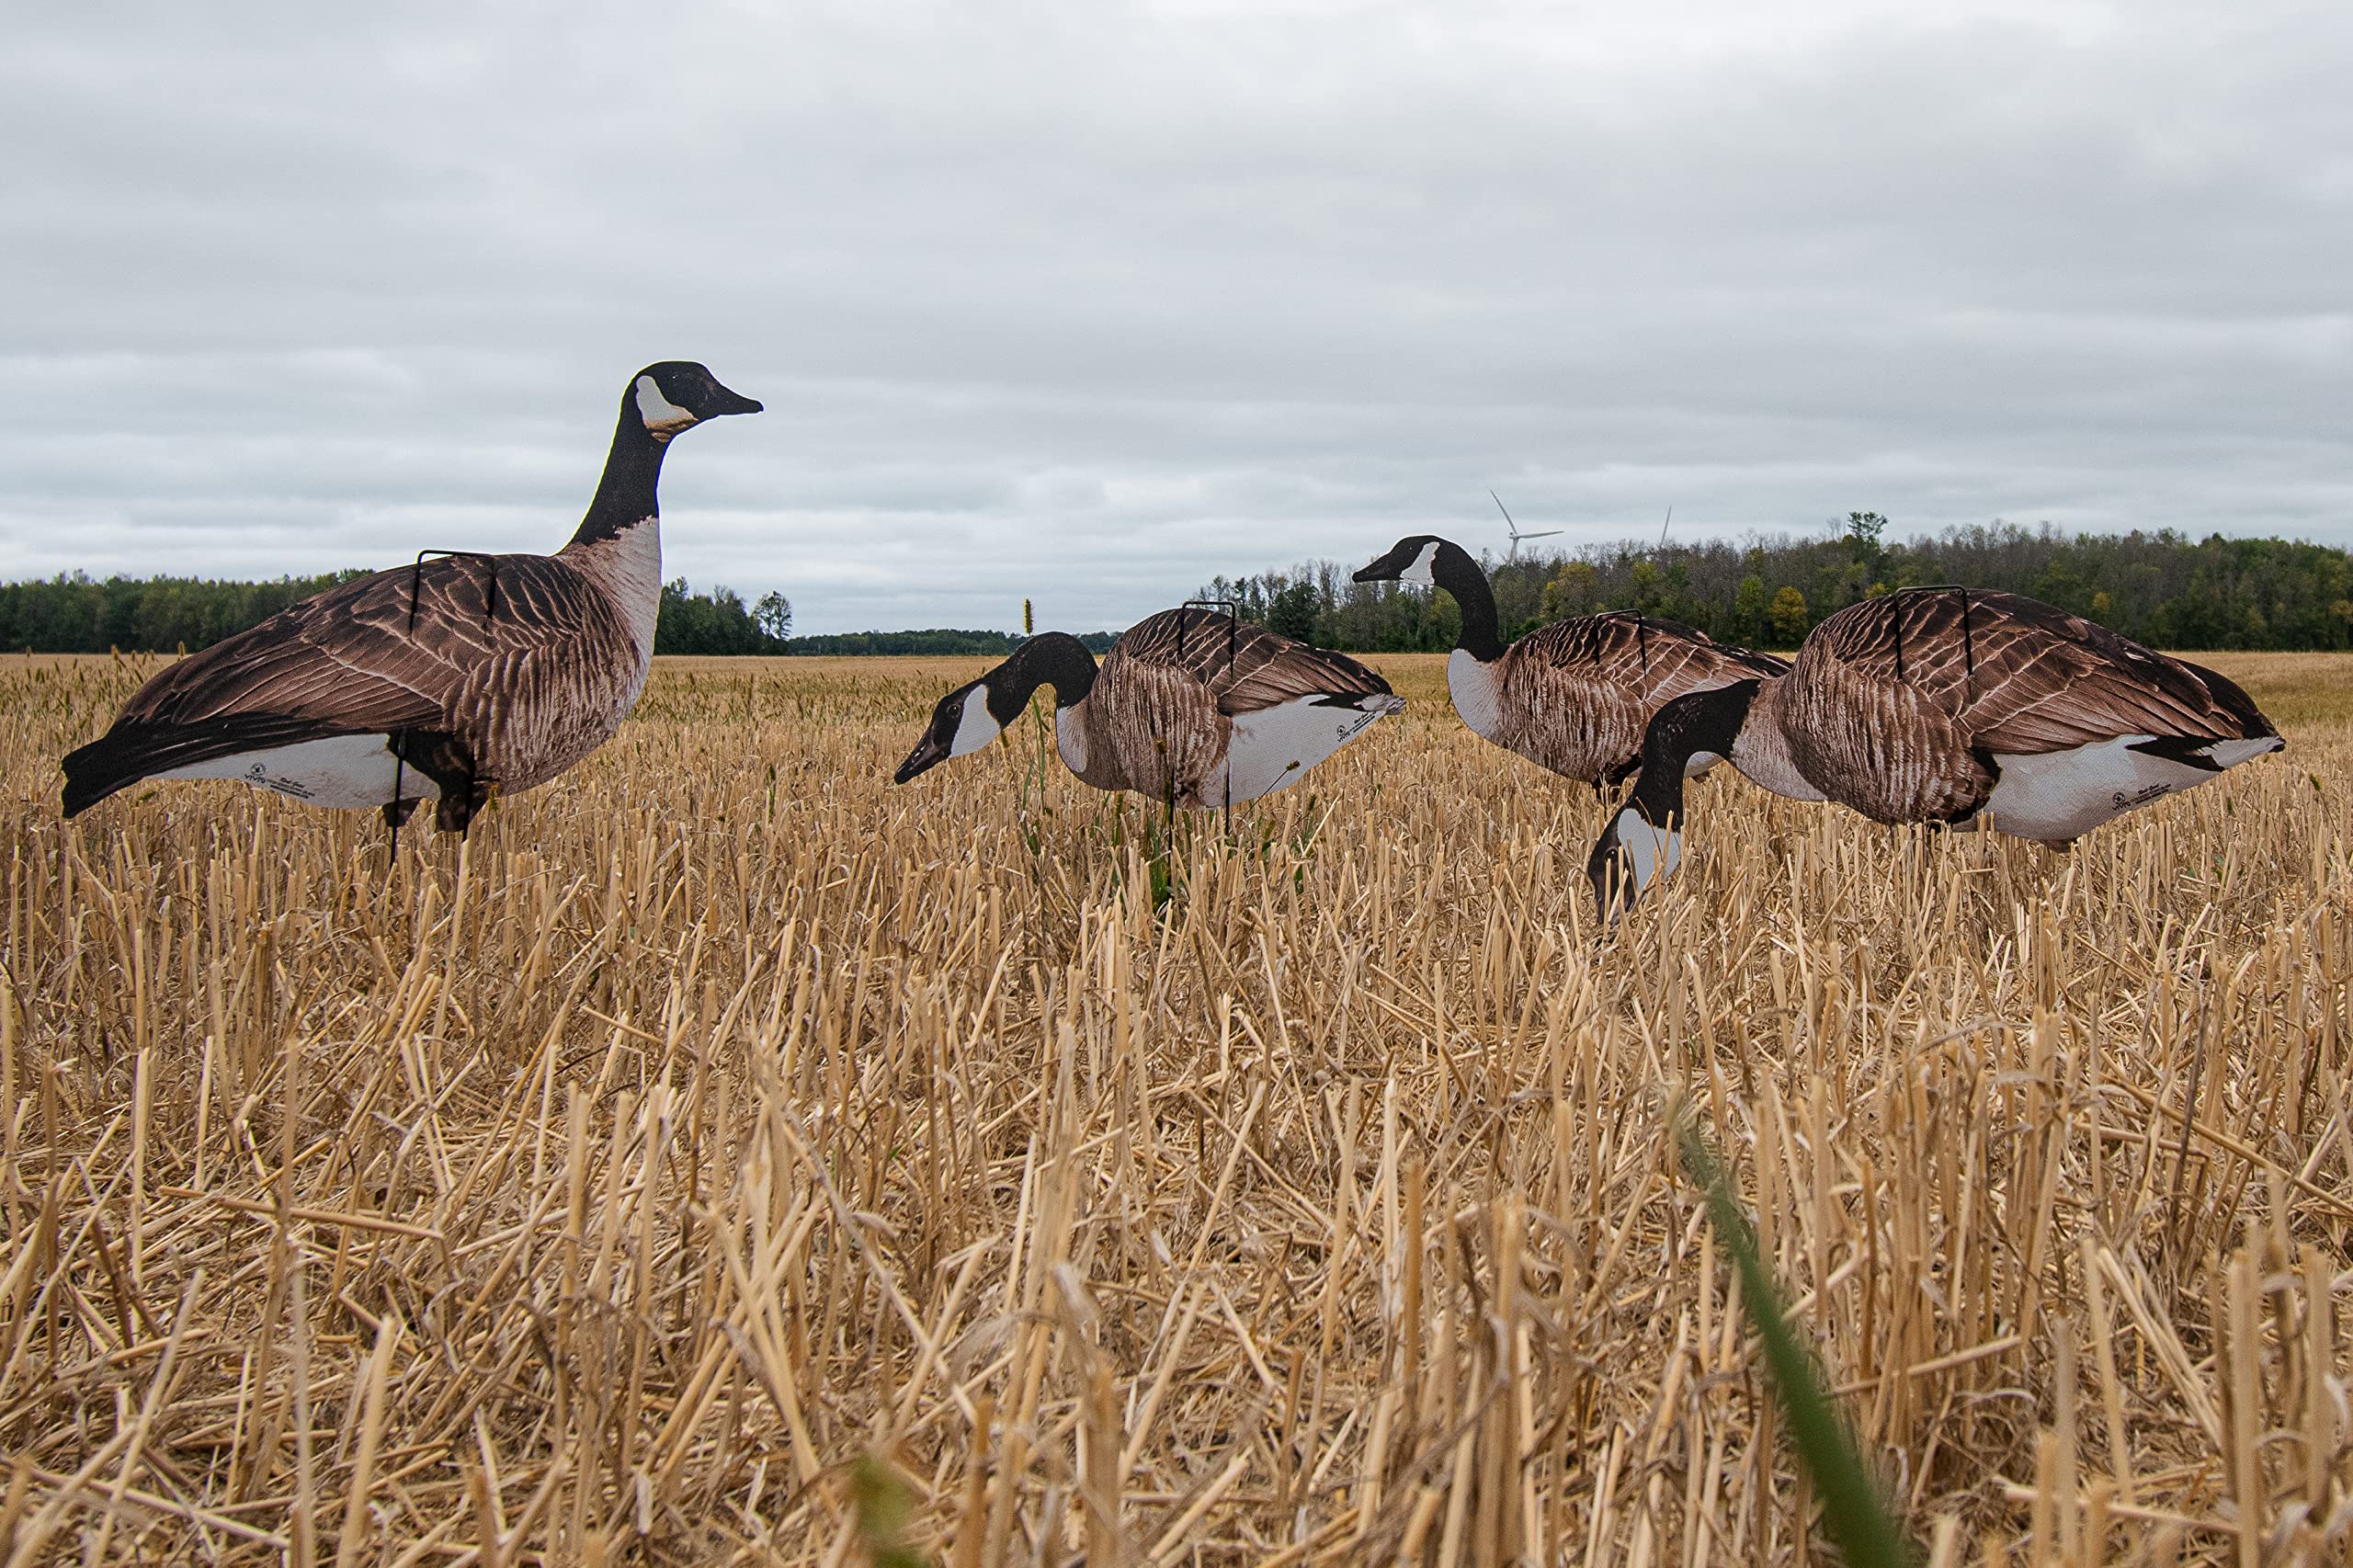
[1587,586,2284,912]
[1352,535,1789,786]
[61,361,761,833]
[893,608,1404,806]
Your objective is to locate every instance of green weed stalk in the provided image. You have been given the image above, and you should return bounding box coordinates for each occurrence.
[1677,1115,1915,1568]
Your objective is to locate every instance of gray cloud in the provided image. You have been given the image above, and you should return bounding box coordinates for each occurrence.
[5,1,2347,633]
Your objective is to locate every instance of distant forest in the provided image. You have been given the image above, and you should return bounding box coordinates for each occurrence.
[0,573,1107,658]
[1201,518,2353,653]
[8,519,2352,657]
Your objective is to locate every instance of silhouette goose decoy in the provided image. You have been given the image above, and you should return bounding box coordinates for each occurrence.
[1353,535,1789,787]
[61,361,761,833]
[1587,585,2284,913]
[894,607,1404,806]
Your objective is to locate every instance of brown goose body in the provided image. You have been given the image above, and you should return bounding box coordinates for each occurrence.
[61,362,760,831]
[1067,608,1402,805]
[1351,536,1788,785]
[1588,586,2284,912]
[1768,588,2278,826]
[1468,611,1791,784]
[85,545,654,801]
[893,608,1404,807]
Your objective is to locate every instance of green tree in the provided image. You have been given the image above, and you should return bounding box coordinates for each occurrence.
[656,578,795,654]
[1541,561,1599,622]
[754,590,792,641]
[1844,511,1888,562]
[1267,581,1320,642]
[1732,574,1770,644]
[1629,559,1663,613]
[1769,585,1810,644]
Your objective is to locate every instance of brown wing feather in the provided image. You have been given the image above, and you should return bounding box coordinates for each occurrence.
[97,553,641,789]
[1493,613,1790,781]
[1799,589,2273,754]
[1114,608,1393,715]
[1772,588,2278,824]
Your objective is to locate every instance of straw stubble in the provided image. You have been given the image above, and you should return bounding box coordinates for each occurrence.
[2,649,2350,1563]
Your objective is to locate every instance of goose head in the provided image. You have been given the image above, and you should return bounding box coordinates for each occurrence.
[1586,680,1760,921]
[894,674,1021,784]
[1586,801,1684,922]
[630,361,763,443]
[1357,535,1506,664]
[1354,536,1449,587]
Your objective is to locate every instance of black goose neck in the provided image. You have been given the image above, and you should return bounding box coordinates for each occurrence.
[570,404,671,547]
[1627,681,1758,825]
[1431,541,1504,662]
[995,632,1098,717]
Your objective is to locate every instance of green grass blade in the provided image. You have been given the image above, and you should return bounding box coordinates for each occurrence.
[1679,1118,1916,1568]
[850,1455,933,1568]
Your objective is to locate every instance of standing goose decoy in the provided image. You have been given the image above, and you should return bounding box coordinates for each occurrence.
[61,361,761,833]
[1353,535,1789,786]
[893,608,1404,806]
[1587,586,2284,912]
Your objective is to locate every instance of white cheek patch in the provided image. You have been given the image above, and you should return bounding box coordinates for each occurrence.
[1615,809,1682,894]
[1399,542,1440,585]
[949,687,1001,757]
[634,375,698,441]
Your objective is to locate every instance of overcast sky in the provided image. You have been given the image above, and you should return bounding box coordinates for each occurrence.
[5,2,2347,634]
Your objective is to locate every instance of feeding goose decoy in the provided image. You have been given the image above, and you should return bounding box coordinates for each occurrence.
[1352,535,1789,787]
[61,361,761,833]
[893,607,1404,806]
[1587,585,2284,913]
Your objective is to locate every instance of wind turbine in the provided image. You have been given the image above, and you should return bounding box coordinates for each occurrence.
[1491,491,1562,560]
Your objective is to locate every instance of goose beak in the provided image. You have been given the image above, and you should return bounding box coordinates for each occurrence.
[704,382,763,417]
[893,733,948,785]
[1354,539,1431,584]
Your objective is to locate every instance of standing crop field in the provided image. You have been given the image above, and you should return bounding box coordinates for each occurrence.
[4,649,2352,1564]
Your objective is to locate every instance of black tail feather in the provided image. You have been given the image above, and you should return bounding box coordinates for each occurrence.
[2176,658,2279,740]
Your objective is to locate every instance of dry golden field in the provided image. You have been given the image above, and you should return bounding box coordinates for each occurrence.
[6,648,2353,1565]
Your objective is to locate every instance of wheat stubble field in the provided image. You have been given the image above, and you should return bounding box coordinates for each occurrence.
[4,649,2353,1565]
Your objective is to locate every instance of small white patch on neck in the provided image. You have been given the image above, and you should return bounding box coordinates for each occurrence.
[634,375,697,443]
[1617,808,1682,893]
[950,687,1001,757]
[1399,542,1441,585]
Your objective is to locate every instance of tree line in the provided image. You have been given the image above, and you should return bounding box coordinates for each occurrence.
[779,629,1116,656]
[10,519,2351,658]
[0,572,1102,658]
[1199,518,2353,652]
